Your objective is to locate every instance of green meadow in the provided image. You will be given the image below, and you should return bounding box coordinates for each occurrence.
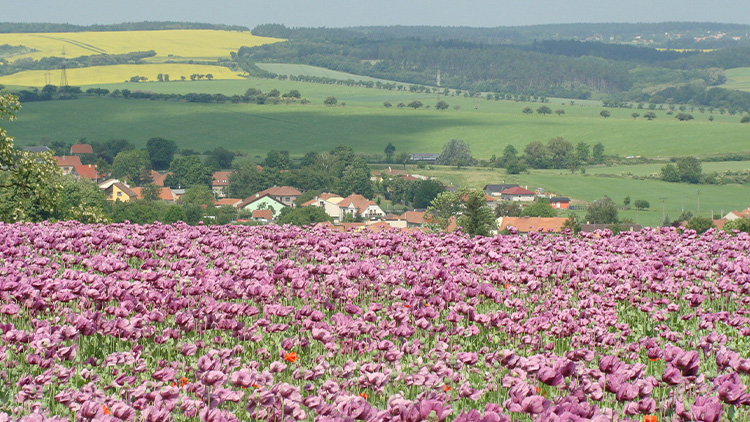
[723,67,750,92]
[5,75,749,160]
[397,164,750,227]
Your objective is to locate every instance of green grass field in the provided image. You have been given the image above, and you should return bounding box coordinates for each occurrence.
[584,160,750,177]
[5,75,749,161]
[396,164,750,227]
[723,67,750,92]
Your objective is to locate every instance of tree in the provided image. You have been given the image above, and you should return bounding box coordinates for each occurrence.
[562,213,581,234]
[660,164,681,182]
[631,112,640,119]
[585,196,618,224]
[522,106,533,114]
[536,105,552,115]
[676,157,702,184]
[111,149,152,186]
[521,201,556,218]
[523,141,549,169]
[592,142,605,164]
[407,100,423,109]
[436,139,473,168]
[52,175,109,224]
[180,185,215,206]
[426,191,463,231]
[384,143,396,163]
[336,163,374,198]
[575,142,590,164]
[204,147,235,170]
[0,92,62,222]
[644,112,657,120]
[263,150,291,170]
[723,218,750,234]
[634,199,650,210]
[228,160,280,198]
[435,100,449,110]
[458,190,496,237]
[686,216,714,234]
[277,206,332,226]
[324,96,338,106]
[555,109,565,116]
[741,115,750,124]
[146,137,178,170]
[383,101,392,108]
[412,179,445,209]
[395,152,411,169]
[494,201,522,217]
[623,196,631,207]
[546,137,574,169]
[164,156,213,188]
[600,110,611,118]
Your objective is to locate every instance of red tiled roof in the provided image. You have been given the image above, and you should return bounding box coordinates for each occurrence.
[150,171,169,187]
[338,194,376,214]
[113,182,137,199]
[500,187,536,195]
[212,171,233,186]
[400,211,425,225]
[714,218,728,230]
[257,186,302,197]
[54,156,82,167]
[130,187,175,201]
[252,209,273,220]
[237,193,287,209]
[73,164,100,180]
[214,198,242,207]
[70,144,94,154]
[300,199,317,207]
[499,217,568,233]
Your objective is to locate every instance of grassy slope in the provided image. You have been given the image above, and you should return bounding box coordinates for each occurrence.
[5,76,749,159]
[723,68,750,92]
[400,165,749,227]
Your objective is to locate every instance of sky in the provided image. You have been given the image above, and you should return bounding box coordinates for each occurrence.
[2,0,749,28]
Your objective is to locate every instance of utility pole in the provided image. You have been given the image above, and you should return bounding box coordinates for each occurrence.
[659,197,668,222]
[697,190,701,214]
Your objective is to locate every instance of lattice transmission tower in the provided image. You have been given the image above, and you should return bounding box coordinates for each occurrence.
[59,46,68,87]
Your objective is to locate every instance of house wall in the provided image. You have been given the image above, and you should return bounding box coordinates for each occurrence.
[241,197,286,214]
[552,202,570,209]
[111,185,132,202]
[501,194,535,202]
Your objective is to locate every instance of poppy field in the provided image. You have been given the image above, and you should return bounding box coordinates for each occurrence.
[1,222,750,422]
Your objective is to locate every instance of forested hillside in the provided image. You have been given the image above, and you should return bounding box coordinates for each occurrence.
[242,24,750,110]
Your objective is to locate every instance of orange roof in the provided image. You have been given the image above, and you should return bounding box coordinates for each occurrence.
[257,186,302,197]
[400,211,425,225]
[73,164,100,180]
[252,209,273,220]
[54,156,82,167]
[300,199,317,207]
[212,171,233,186]
[150,170,169,187]
[499,217,568,233]
[214,198,242,207]
[501,187,536,195]
[70,144,94,154]
[130,187,175,201]
[338,194,376,214]
[714,218,727,230]
[319,193,341,200]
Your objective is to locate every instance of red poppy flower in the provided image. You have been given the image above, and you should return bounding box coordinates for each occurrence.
[643,416,657,422]
[359,392,368,399]
[442,385,451,392]
[102,406,110,416]
[284,352,299,363]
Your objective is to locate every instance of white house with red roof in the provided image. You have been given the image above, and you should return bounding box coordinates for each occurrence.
[211,171,233,198]
[500,186,536,202]
[54,156,82,176]
[337,193,386,220]
[255,186,302,207]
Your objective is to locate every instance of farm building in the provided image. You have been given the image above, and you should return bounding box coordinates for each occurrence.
[550,197,571,209]
[499,186,536,202]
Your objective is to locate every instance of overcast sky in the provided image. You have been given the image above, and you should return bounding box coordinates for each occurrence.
[2,0,749,28]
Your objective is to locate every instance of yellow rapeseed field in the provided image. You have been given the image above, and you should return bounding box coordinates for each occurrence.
[0,64,244,86]
[0,30,282,61]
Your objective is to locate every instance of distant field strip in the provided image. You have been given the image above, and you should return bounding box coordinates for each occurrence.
[256,63,397,83]
[0,30,283,62]
[0,64,244,86]
[723,68,750,92]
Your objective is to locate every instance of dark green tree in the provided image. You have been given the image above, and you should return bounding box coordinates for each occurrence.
[111,149,152,186]
[536,105,552,115]
[164,156,213,188]
[585,196,618,224]
[623,196,631,206]
[686,216,714,234]
[676,157,702,184]
[263,150,291,170]
[661,164,681,182]
[277,206,332,226]
[412,179,445,209]
[634,199,650,210]
[644,112,657,120]
[575,142,590,164]
[592,142,605,164]
[324,96,337,106]
[522,106,533,114]
[407,100,423,109]
[458,190,496,237]
[436,139,473,167]
[204,147,235,170]
[384,143,396,163]
[435,100,449,110]
[521,201,557,217]
[523,141,549,169]
[180,185,215,206]
[494,201,522,217]
[146,137,178,170]
[600,110,611,118]
[546,137,574,169]
[562,213,581,234]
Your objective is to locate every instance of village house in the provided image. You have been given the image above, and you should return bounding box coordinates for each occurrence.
[724,208,750,221]
[237,193,287,216]
[54,156,82,176]
[301,193,346,222]
[99,180,138,202]
[484,184,520,197]
[255,186,302,207]
[129,186,177,202]
[550,197,571,209]
[214,198,242,208]
[211,171,233,198]
[72,164,102,183]
[500,186,536,202]
[69,143,94,156]
[149,170,169,187]
[497,217,569,234]
[336,193,386,221]
[251,209,274,223]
